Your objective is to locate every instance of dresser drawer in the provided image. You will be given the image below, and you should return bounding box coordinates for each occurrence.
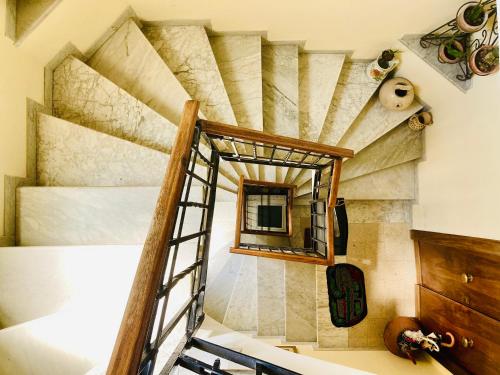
[418,286,500,375]
[417,239,500,320]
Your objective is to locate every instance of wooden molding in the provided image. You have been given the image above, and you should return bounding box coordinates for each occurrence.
[106,100,200,375]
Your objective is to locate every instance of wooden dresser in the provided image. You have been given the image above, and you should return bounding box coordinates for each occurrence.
[412,230,500,375]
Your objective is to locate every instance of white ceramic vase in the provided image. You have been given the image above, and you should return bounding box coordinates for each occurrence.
[378,77,415,111]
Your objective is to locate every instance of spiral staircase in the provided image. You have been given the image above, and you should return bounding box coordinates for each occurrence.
[0,10,425,375]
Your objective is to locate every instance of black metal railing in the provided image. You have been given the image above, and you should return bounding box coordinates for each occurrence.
[138,123,219,375]
[127,114,356,375]
[175,338,301,375]
[205,134,335,170]
[238,242,322,258]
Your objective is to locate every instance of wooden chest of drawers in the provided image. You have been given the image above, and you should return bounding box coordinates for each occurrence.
[412,230,500,375]
[418,286,500,375]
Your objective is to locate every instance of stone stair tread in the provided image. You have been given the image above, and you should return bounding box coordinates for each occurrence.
[16,186,235,246]
[0,309,112,375]
[291,61,380,187]
[298,53,346,144]
[87,19,191,125]
[52,55,239,185]
[294,161,416,201]
[286,52,345,184]
[223,256,258,331]
[142,24,237,126]
[257,257,285,336]
[0,264,191,375]
[210,34,263,180]
[53,55,177,153]
[318,61,380,146]
[338,162,416,200]
[293,108,423,190]
[337,97,423,153]
[340,124,423,182]
[37,113,236,191]
[142,24,250,180]
[0,245,141,329]
[285,261,317,342]
[262,44,299,182]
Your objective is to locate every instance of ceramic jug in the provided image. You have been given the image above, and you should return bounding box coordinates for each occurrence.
[379,77,414,111]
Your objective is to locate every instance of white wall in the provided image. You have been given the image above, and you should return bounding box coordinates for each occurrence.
[396,49,500,240]
[1,0,498,241]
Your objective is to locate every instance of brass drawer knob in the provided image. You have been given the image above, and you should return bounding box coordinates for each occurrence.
[461,337,474,348]
[461,273,473,283]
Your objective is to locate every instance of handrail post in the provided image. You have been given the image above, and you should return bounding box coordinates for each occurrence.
[234,175,245,248]
[326,158,343,265]
[106,100,200,375]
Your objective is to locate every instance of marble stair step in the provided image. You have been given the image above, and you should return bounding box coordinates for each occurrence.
[210,34,264,180]
[37,114,236,191]
[52,55,239,187]
[0,245,141,329]
[285,261,317,342]
[340,124,423,182]
[142,23,249,180]
[262,44,299,182]
[257,257,286,336]
[285,52,345,184]
[317,61,380,146]
[222,256,258,332]
[87,19,190,126]
[0,251,192,375]
[16,186,236,246]
[0,310,114,375]
[205,252,245,325]
[290,61,380,187]
[294,162,416,201]
[292,104,423,190]
[338,162,416,200]
[337,97,423,153]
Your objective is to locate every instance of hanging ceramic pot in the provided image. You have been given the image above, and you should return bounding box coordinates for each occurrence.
[456,1,488,33]
[408,112,433,131]
[378,77,415,111]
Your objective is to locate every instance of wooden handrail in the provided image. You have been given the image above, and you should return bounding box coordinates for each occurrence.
[106,100,200,375]
[231,246,331,265]
[200,120,354,159]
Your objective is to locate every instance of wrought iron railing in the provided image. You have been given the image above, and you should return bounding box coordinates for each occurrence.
[420,0,498,81]
[107,102,353,374]
[138,121,219,375]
